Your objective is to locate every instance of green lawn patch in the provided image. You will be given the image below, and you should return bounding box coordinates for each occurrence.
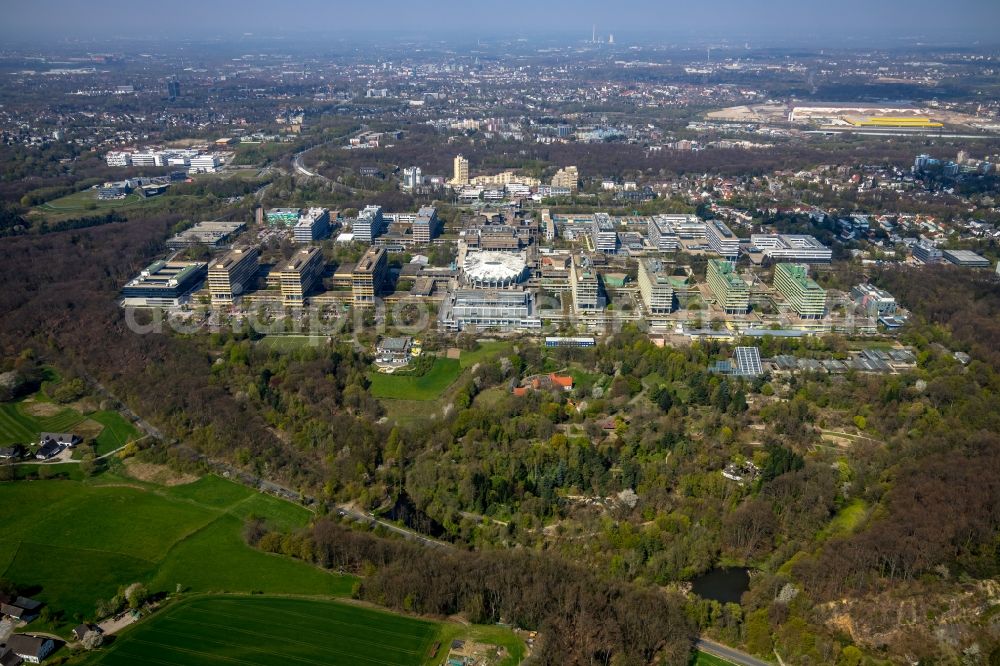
[92,596,438,666]
[227,492,313,531]
[369,357,462,400]
[820,498,869,540]
[691,650,738,666]
[164,475,255,509]
[0,403,39,445]
[459,340,511,368]
[89,411,141,455]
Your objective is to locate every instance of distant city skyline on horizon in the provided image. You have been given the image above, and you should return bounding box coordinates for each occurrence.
[3,0,1000,45]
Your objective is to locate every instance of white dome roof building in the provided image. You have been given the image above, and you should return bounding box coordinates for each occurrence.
[462,251,527,289]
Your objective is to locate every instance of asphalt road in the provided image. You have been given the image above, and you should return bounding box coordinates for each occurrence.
[334,504,451,549]
[697,638,773,666]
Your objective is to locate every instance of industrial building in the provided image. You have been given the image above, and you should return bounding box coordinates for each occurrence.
[208,247,259,304]
[440,289,541,331]
[637,258,675,314]
[592,213,618,254]
[411,206,440,244]
[748,234,832,263]
[707,259,749,314]
[353,205,385,243]
[265,208,301,226]
[166,221,245,249]
[277,247,324,305]
[293,207,331,243]
[121,260,207,307]
[773,263,826,319]
[943,249,990,268]
[706,220,740,260]
[351,246,388,307]
[570,255,604,311]
[462,251,526,289]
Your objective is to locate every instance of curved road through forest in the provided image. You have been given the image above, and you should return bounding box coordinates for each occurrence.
[696,637,773,666]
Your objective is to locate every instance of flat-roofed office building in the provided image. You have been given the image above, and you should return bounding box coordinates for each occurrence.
[208,247,259,304]
[592,213,618,254]
[647,215,680,252]
[278,247,324,305]
[638,258,675,314]
[353,205,384,244]
[121,260,207,307]
[351,246,388,307]
[707,259,749,314]
[773,263,826,319]
[749,234,832,263]
[706,220,740,260]
[441,289,541,331]
[293,207,331,243]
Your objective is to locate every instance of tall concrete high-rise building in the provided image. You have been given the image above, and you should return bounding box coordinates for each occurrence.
[707,259,749,315]
[278,247,324,306]
[551,166,579,192]
[774,263,826,319]
[638,258,674,315]
[453,155,469,186]
[402,166,422,191]
[208,247,259,304]
[351,246,388,307]
[570,255,603,311]
[412,206,439,244]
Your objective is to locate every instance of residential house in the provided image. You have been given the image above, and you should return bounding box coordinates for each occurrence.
[7,635,56,664]
[39,433,80,448]
[72,624,99,642]
[34,442,63,460]
[2,597,42,623]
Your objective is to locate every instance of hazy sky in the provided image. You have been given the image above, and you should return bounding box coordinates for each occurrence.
[3,0,999,44]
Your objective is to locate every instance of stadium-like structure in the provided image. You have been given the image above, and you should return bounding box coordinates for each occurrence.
[462,251,527,289]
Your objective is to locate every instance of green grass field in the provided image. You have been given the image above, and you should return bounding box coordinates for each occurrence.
[0,475,352,635]
[89,411,142,455]
[368,357,462,400]
[691,650,738,666]
[92,596,440,666]
[0,403,36,445]
[257,335,332,352]
[459,340,511,368]
[35,190,146,213]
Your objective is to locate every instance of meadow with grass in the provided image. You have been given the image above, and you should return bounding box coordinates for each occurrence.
[368,357,462,400]
[91,596,442,666]
[0,474,354,636]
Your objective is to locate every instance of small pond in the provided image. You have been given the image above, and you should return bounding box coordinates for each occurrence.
[690,567,751,604]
